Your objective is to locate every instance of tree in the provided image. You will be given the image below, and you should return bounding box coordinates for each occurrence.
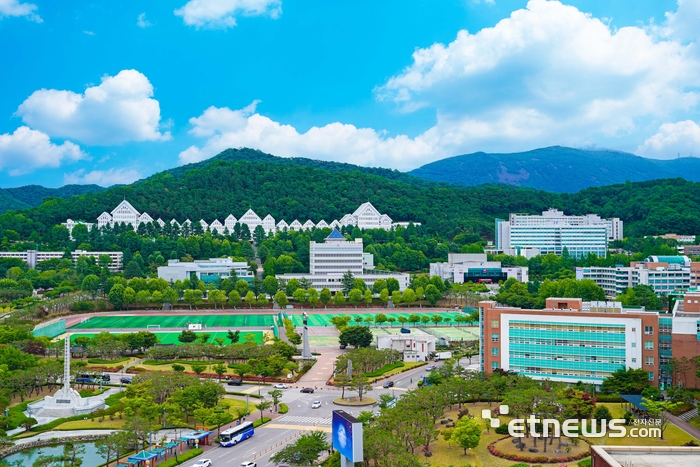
[292,288,307,305]
[245,290,256,309]
[274,290,289,309]
[375,313,387,326]
[209,290,226,309]
[172,364,185,373]
[108,284,125,310]
[178,330,198,343]
[20,417,37,432]
[191,363,207,376]
[235,279,249,296]
[391,290,401,306]
[348,289,363,308]
[122,286,136,310]
[379,288,389,306]
[349,373,373,401]
[212,363,227,381]
[263,276,279,297]
[372,279,387,294]
[415,286,425,308]
[452,416,482,455]
[339,326,373,348]
[206,410,235,435]
[643,398,682,439]
[227,330,240,344]
[341,271,355,294]
[386,277,400,294]
[307,288,319,308]
[270,431,330,466]
[81,274,100,299]
[285,278,300,297]
[257,293,269,307]
[255,400,272,419]
[269,389,283,411]
[402,288,416,308]
[601,367,650,395]
[593,405,613,423]
[320,288,332,308]
[333,291,346,306]
[363,289,373,307]
[228,290,242,308]
[424,284,442,306]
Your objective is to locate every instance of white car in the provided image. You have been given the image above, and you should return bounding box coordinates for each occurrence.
[240,463,257,467]
[273,383,288,389]
[311,401,322,409]
[193,460,212,467]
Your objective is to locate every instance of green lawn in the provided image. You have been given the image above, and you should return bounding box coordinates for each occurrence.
[70,313,274,330]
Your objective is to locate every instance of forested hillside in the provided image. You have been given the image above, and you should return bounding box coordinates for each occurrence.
[0,150,699,242]
[5,184,105,208]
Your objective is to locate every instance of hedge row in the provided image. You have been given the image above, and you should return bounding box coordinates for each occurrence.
[143,359,225,366]
[253,417,271,428]
[157,448,203,467]
[279,404,289,414]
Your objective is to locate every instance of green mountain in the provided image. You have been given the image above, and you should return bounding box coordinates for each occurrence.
[4,184,105,208]
[409,146,700,192]
[0,188,31,212]
[2,149,700,241]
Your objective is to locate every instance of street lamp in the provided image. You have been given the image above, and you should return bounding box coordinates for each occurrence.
[163,407,167,428]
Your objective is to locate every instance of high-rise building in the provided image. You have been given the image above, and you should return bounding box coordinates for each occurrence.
[495,208,622,258]
[480,298,659,386]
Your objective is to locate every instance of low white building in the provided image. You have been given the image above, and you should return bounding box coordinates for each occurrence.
[61,219,94,239]
[375,330,436,362]
[0,249,123,271]
[430,253,528,284]
[158,258,254,285]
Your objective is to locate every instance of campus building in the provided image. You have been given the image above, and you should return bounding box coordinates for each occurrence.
[495,209,623,258]
[576,256,694,297]
[375,330,437,362]
[430,253,528,284]
[0,249,123,271]
[157,258,254,285]
[277,229,410,293]
[480,298,660,387]
[66,200,418,236]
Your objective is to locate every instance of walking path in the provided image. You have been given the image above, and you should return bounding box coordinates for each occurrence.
[11,430,119,445]
[667,412,700,440]
[297,349,342,386]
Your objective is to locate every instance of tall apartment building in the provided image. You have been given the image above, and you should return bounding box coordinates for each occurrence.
[277,229,409,293]
[495,208,623,258]
[576,256,694,298]
[480,298,659,387]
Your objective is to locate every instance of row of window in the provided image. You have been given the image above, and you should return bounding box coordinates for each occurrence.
[507,337,625,349]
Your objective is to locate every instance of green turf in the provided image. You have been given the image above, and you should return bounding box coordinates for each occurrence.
[288,312,466,327]
[69,331,265,345]
[70,314,275,330]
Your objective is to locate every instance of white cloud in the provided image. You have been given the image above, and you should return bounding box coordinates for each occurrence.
[637,120,700,159]
[137,13,151,28]
[83,30,95,35]
[0,0,42,22]
[178,104,437,169]
[665,0,700,43]
[63,168,142,186]
[174,0,281,29]
[375,0,700,153]
[0,126,86,176]
[16,69,170,146]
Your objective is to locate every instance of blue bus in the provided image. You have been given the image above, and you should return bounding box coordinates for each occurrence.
[219,422,254,447]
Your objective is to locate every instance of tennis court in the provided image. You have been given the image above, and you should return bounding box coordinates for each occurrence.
[425,326,479,341]
[69,330,267,345]
[70,314,275,330]
[288,311,465,327]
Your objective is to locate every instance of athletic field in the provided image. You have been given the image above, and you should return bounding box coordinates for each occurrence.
[69,314,275,330]
[69,330,266,345]
[288,311,465,327]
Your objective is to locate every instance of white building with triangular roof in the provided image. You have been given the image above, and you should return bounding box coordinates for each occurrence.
[276,219,289,231]
[262,215,276,234]
[316,220,328,229]
[289,220,302,231]
[239,209,262,232]
[224,215,237,233]
[209,220,223,234]
[303,220,315,231]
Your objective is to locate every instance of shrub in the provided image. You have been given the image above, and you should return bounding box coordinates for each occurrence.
[577,459,592,467]
[253,417,271,428]
[70,301,96,311]
[279,403,289,414]
[156,448,203,467]
[494,424,510,435]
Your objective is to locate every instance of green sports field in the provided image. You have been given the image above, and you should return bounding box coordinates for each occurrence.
[288,311,466,327]
[69,330,266,345]
[70,314,275,330]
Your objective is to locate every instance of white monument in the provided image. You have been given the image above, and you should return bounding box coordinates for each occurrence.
[29,336,106,418]
[301,312,314,360]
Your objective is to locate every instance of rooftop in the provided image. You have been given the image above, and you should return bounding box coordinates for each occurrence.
[592,446,700,467]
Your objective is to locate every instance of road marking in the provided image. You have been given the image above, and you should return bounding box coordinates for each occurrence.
[274,415,331,425]
[240,386,264,394]
[264,423,332,432]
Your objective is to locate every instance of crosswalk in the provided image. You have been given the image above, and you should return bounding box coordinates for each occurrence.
[275,415,331,425]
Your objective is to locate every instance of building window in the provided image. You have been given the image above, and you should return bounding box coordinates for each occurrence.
[631,342,636,348]
[648,372,654,382]
[632,358,637,363]
[491,319,499,329]
[491,348,499,356]
[632,328,636,332]
[644,341,654,350]
[645,356,654,366]
[644,326,654,335]
[491,334,499,343]
[491,362,498,370]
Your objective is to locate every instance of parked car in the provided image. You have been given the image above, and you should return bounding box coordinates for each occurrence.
[240,462,257,467]
[339,344,347,349]
[120,377,132,384]
[75,377,93,384]
[300,387,314,393]
[273,383,288,389]
[382,381,394,388]
[426,366,436,371]
[227,379,243,386]
[100,374,111,382]
[193,460,212,467]
[311,401,322,409]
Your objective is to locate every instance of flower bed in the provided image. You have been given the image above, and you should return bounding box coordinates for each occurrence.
[487,435,590,465]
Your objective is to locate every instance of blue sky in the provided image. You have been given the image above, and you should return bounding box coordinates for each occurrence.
[1,0,699,187]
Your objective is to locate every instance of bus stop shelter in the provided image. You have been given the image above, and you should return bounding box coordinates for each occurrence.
[179,429,214,448]
[127,450,161,467]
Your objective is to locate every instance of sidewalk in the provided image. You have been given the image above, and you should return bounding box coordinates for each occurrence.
[667,412,700,440]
